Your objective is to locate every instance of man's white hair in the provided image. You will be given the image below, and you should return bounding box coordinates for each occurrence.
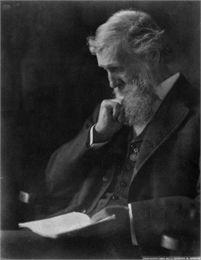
[88,10,170,60]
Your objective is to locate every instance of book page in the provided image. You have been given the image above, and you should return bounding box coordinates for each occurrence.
[19,212,91,238]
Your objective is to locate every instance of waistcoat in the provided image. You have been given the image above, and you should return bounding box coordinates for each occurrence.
[92,124,149,214]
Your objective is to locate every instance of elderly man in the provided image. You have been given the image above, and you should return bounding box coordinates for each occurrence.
[44,10,200,257]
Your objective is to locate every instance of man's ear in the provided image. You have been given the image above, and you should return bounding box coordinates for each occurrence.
[149,50,160,66]
[146,49,160,67]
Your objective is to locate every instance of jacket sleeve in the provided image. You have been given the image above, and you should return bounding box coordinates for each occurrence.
[130,193,200,253]
[45,106,101,202]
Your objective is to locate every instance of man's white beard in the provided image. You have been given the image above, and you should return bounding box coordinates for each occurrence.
[121,84,157,126]
[115,68,159,126]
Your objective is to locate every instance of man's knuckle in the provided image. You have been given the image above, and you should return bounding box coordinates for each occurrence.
[101,99,109,106]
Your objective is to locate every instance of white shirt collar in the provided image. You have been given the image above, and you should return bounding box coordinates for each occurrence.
[156,72,180,101]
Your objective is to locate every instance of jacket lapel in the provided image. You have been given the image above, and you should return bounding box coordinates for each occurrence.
[135,75,190,173]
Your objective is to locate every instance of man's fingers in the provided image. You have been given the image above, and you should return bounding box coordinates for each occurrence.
[109,99,124,121]
[91,209,108,223]
[110,98,124,104]
[96,98,124,138]
[118,106,126,123]
[112,103,122,120]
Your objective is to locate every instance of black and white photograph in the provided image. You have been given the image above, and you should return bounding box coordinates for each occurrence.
[1,0,200,259]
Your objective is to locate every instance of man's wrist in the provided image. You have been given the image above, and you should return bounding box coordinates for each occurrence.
[93,124,111,143]
[89,125,109,148]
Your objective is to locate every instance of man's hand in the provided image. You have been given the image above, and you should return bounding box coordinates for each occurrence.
[94,99,124,143]
[90,206,130,236]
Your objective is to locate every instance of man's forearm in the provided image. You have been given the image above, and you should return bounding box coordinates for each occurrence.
[130,196,200,249]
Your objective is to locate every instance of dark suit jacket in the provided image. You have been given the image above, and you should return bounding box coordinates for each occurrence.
[45,74,200,255]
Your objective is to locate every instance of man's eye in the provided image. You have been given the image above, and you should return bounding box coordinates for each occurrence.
[117,68,124,73]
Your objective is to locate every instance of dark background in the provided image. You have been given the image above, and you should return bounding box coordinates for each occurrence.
[1,1,200,229]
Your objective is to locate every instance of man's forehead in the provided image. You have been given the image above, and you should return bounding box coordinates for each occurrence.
[96,44,136,69]
[96,51,119,68]
[96,44,128,67]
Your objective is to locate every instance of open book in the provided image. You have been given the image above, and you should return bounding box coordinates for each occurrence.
[19,212,115,238]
